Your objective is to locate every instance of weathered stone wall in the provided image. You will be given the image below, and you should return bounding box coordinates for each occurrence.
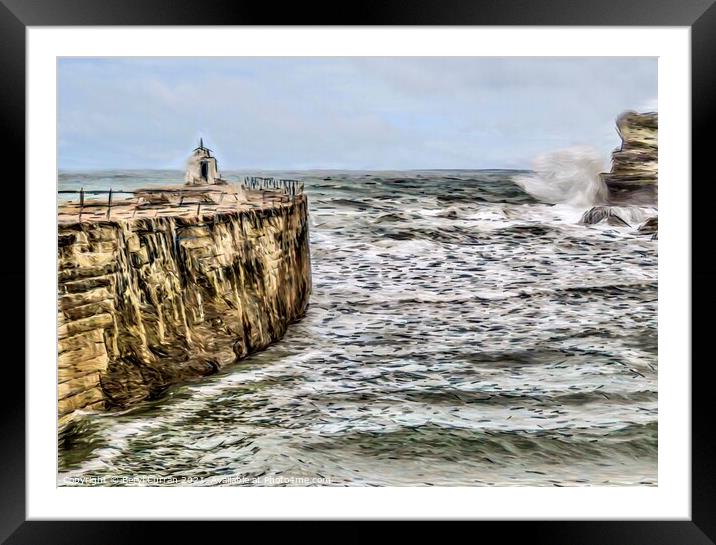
[601,111,658,205]
[57,196,311,426]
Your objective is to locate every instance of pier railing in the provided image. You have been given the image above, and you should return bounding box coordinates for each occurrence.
[241,176,304,197]
[58,177,304,221]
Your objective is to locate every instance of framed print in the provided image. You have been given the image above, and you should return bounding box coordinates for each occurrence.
[4,0,713,542]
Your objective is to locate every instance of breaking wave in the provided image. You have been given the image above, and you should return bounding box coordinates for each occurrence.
[515,147,608,207]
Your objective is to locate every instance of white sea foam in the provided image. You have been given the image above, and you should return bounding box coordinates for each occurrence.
[514,146,608,208]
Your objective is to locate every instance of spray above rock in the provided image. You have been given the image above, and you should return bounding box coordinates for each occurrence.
[514,146,608,208]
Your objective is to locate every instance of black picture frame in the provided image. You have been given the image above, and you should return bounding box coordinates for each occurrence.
[3,0,711,542]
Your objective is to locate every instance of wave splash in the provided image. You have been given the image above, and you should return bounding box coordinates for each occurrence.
[515,147,608,208]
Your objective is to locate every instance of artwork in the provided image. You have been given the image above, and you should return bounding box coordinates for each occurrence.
[57,57,657,487]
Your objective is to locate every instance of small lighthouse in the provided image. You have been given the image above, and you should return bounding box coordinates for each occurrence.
[185,138,225,185]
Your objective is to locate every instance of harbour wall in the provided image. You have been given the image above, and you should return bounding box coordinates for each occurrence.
[57,196,311,426]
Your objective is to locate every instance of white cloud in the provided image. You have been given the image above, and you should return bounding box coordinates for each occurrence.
[638,97,659,112]
[58,57,658,170]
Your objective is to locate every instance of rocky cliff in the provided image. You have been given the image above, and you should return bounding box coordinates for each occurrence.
[57,196,311,426]
[601,111,658,205]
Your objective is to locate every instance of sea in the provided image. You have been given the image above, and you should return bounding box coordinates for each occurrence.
[57,160,658,486]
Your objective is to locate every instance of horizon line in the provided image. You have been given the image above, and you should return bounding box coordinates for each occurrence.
[58,166,534,173]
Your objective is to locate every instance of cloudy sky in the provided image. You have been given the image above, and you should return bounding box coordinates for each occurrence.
[58,57,657,171]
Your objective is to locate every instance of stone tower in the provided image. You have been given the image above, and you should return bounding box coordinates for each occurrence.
[185,138,221,185]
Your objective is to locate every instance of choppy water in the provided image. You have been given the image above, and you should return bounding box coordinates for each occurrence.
[58,169,658,486]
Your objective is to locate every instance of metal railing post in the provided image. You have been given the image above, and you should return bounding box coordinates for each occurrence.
[106,188,113,219]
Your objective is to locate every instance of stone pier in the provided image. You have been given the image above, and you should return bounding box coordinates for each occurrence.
[57,192,311,427]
